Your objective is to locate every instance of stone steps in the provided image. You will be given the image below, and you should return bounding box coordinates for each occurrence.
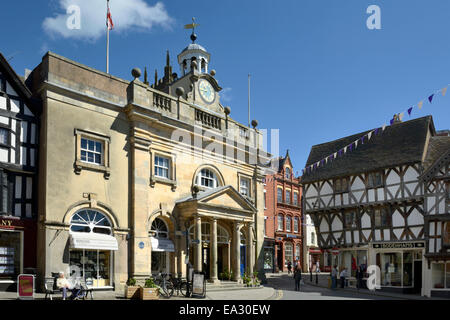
[205,281,263,292]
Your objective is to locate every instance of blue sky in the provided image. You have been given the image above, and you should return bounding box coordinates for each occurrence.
[1,0,449,174]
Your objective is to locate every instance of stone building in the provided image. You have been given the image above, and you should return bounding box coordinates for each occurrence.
[0,53,40,291]
[302,115,449,296]
[264,151,303,272]
[29,33,268,291]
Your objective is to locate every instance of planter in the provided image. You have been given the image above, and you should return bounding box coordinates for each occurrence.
[140,287,159,300]
[125,286,140,299]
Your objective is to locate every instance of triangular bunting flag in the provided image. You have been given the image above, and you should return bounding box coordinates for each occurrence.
[355,140,358,148]
[368,132,372,140]
[399,112,404,121]
[428,94,434,103]
[442,87,448,96]
[334,152,337,158]
[382,124,386,131]
[418,101,423,109]
[407,107,413,116]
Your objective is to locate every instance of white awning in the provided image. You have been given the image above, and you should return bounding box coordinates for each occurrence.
[70,232,118,251]
[150,237,175,252]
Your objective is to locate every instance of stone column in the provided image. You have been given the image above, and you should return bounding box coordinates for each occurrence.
[209,218,219,283]
[233,222,242,282]
[194,215,202,271]
[247,222,254,275]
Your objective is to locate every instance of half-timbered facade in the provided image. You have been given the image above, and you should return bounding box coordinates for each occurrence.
[0,53,40,291]
[302,116,447,296]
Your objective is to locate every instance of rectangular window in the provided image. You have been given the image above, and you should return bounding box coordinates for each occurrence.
[80,137,103,165]
[154,155,170,179]
[277,188,283,203]
[432,263,445,289]
[286,216,291,232]
[293,192,298,206]
[294,217,299,233]
[0,128,8,145]
[444,222,450,246]
[368,172,383,188]
[344,211,356,228]
[264,191,267,209]
[69,249,111,288]
[240,177,250,197]
[285,190,291,204]
[334,178,349,193]
[277,215,283,231]
[375,207,392,228]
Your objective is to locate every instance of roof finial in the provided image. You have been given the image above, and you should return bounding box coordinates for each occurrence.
[166,50,170,66]
[184,17,199,43]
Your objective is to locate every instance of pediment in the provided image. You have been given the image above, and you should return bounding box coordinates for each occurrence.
[198,186,256,212]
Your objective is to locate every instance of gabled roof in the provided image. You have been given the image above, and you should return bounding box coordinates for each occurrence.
[301,116,434,183]
[0,52,40,115]
[420,135,450,182]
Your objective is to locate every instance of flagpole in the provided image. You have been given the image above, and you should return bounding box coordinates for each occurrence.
[248,73,251,127]
[106,0,110,74]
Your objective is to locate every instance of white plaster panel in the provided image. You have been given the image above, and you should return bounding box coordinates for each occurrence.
[362,230,371,241]
[377,188,384,201]
[393,228,402,240]
[383,230,390,241]
[319,219,329,233]
[436,239,442,252]
[0,97,6,110]
[20,121,27,143]
[361,213,371,229]
[353,231,359,243]
[15,176,21,198]
[20,147,26,165]
[436,222,442,236]
[410,227,421,239]
[30,124,36,144]
[429,222,435,236]
[386,170,400,185]
[343,193,348,205]
[403,167,418,182]
[351,176,365,190]
[0,116,8,125]
[0,148,8,162]
[333,232,342,242]
[392,210,405,227]
[429,239,435,253]
[375,230,381,241]
[368,189,375,202]
[24,105,33,117]
[10,150,15,163]
[322,195,332,206]
[439,201,445,214]
[10,99,20,113]
[331,216,343,231]
[305,185,318,198]
[353,191,363,202]
[11,119,16,132]
[407,209,423,226]
[321,181,333,195]
[14,204,21,217]
[26,177,32,199]
[345,231,351,243]
[427,197,435,214]
[335,196,341,206]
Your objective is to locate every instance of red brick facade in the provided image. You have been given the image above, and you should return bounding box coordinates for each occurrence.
[264,151,303,272]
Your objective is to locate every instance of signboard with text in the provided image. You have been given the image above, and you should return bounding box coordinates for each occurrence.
[372,242,425,249]
[17,274,34,300]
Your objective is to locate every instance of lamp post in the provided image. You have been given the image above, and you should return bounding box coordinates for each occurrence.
[184,220,191,298]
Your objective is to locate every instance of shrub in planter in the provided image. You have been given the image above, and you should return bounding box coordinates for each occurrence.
[125,278,140,299]
[140,278,159,300]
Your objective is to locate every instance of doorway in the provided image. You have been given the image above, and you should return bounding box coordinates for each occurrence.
[240,245,246,276]
[202,247,210,279]
[413,261,422,294]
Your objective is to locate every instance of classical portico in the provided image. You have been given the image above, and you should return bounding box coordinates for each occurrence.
[175,185,257,283]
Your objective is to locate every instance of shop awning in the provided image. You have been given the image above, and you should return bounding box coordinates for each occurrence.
[69,232,118,251]
[150,237,175,252]
[309,249,322,254]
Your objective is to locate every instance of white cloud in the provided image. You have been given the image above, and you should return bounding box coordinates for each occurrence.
[220,87,232,103]
[43,0,174,41]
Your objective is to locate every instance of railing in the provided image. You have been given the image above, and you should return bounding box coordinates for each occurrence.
[195,109,221,130]
[153,93,172,111]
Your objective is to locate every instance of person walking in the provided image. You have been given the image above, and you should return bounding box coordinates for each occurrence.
[287,261,292,275]
[340,267,347,288]
[356,266,364,291]
[331,265,338,290]
[294,264,303,291]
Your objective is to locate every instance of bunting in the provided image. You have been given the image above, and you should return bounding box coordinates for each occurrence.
[302,84,449,174]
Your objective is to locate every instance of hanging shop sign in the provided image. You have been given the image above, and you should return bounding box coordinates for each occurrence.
[372,242,425,249]
[0,219,14,230]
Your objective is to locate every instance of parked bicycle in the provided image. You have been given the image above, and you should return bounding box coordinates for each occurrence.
[154,273,174,298]
[168,273,192,297]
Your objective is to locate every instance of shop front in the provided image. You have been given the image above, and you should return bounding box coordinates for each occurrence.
[339,247,368,277]
[0,217,36,291]
[263,239,275,273]
[371,241,425,294]
[308,248,323,272]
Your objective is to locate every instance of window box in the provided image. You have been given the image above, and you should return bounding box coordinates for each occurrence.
[74,129,110,179]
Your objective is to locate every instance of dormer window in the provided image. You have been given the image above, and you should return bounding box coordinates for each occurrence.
[285,167,291,179]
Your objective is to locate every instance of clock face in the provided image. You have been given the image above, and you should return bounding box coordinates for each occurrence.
[199,79,215,104]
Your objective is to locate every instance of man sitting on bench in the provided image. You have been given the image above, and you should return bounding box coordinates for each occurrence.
[56,272,72,300]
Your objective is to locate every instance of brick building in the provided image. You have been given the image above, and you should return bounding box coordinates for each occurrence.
[264,151,303,272]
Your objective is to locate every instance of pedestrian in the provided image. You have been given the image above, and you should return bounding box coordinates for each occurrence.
[331,265,338,289]
[287,261,292,274]
[293,264,303,291]
[356,266,364,290]
[316,261,320,273]
[340,267,347,288]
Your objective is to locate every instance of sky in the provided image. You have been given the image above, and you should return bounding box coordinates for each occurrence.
[1,0,450,174]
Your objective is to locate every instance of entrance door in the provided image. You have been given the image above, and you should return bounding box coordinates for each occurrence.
[277,245,283,271]
[218,246,224,275]
[413,261,422,294]
[202,247,210,279]
[240,245,246,276]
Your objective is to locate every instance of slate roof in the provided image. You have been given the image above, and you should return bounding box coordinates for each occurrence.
[301,116,435,183]
[423,135,450,171]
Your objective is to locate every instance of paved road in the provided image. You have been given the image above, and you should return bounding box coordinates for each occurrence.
[265,274,398,300]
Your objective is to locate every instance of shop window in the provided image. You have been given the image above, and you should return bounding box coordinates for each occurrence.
[0,231,21,279]
[432,263,445,289]
[69,250,111,288]
[277,188,283,203]
[285,190,291,204]
[403,252,413,287]
[70,209,112,235]
[378,252,402,287]
[277,215,284,231]
[284,243,293,265]
[286,216,291,232]
[368,172,384,189]
[334,178,349,193]
[263,247,274,270]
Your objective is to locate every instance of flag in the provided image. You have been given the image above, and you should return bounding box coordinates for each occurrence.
[418,101,423,109]
[428,94,434,103]
[382,124,386,131]
[407,107,413,116]
[107,1,114,30]
[368,131,372,140]
[442,87,448,96]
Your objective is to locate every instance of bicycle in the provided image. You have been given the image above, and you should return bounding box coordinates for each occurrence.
[168,274,192,297]
[156,273,174,298]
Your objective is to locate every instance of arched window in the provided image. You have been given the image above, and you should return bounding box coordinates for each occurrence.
[296,244,301,261]
[201,59,206,72]
[150,218,169,239]
[189,223,229,244]
[196,168,219,189]
[277,215,284,231]
[286,216,292,232]
[294,217,299,233]
[285,242,293,265]
[70,209,112,235]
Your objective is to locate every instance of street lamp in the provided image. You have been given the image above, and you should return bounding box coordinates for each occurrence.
[184,220,191,297]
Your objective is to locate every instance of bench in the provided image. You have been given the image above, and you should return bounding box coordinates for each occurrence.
[44,276,94,300]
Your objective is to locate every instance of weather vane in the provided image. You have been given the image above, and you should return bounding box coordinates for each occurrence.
[184,17,200,43]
